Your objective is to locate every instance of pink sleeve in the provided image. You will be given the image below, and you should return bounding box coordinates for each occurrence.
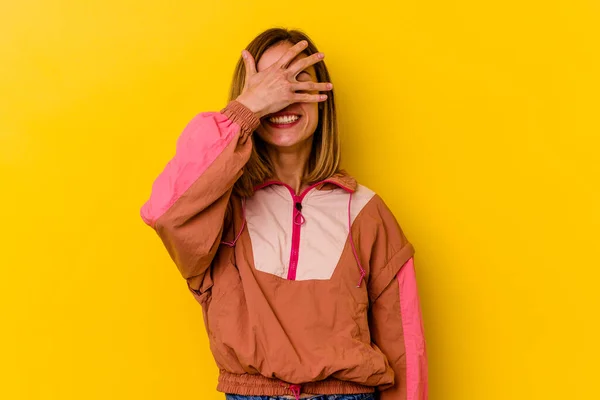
[140,100,260,295]
[369,256,429,400]
[140,100,259,228]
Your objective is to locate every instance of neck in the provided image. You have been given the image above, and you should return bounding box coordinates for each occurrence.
[267,139,313,195]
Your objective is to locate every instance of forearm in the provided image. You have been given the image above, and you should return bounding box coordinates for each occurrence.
[369,257,429,400]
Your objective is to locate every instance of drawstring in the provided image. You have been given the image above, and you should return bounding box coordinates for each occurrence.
[279,382,302,400]
[289,384,302,400]
[348,192,366,287]
[221,197,246,247]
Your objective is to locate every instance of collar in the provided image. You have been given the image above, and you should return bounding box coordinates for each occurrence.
[313,170,357,193]
[253,170,358,194]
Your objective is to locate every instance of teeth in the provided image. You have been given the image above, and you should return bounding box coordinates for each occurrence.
[269,115,300,124]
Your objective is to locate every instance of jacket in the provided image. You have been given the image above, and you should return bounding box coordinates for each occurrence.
[140,100,429,400]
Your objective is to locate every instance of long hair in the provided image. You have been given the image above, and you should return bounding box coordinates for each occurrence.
[229,28,341,198]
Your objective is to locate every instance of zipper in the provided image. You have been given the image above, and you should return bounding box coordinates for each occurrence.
[281,183,318,280]
[253,179,353,281]
[288,194,303,280]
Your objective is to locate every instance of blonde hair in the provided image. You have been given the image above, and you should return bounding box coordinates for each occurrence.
[229,28,341,198]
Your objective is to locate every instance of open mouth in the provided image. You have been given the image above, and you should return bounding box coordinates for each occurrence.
[266,114,302,128]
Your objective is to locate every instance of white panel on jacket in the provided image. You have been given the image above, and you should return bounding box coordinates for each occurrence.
[244,184,376,280]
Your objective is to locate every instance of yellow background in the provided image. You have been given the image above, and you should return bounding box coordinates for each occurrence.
[1,1,599,399]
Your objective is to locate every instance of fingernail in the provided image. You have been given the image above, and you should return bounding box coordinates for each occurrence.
[317,52,324,59]
[327,83,333,89]
[321,95,327,100]
[241,50,246,59]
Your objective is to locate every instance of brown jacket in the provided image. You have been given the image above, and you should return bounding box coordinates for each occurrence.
[140,100,429,400]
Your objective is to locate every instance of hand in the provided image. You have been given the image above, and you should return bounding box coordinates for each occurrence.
[235,40,333,119]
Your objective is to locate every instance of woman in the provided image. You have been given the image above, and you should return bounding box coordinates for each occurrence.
[140,28,428,400]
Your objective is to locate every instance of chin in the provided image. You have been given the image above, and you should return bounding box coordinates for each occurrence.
[259,129,310,149]
[265,137,303,149]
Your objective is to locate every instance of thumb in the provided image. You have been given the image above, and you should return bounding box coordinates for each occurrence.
[242,50,257,78]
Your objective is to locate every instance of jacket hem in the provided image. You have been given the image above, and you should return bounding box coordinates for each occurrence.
[217,371,376,395]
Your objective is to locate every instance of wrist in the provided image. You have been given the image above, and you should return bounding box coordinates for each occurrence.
[221,100,262,134]
[235,94,264,119]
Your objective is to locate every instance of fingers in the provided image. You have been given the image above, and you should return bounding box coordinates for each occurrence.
[291,81,333,93]
[241,50,257,78]
[287,52,325,78]
[275,40,309,69]
[292,93,328,103]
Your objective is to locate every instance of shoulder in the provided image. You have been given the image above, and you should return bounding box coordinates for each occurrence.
[352,184,414,264]
[350,185,415,300]
[352,184,402,233]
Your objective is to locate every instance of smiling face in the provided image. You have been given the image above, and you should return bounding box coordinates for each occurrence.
[255,41,320,150]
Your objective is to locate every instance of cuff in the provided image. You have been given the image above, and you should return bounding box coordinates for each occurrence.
[220,100,262,136]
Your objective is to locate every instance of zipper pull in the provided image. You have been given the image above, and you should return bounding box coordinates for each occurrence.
[293,202,305,225]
